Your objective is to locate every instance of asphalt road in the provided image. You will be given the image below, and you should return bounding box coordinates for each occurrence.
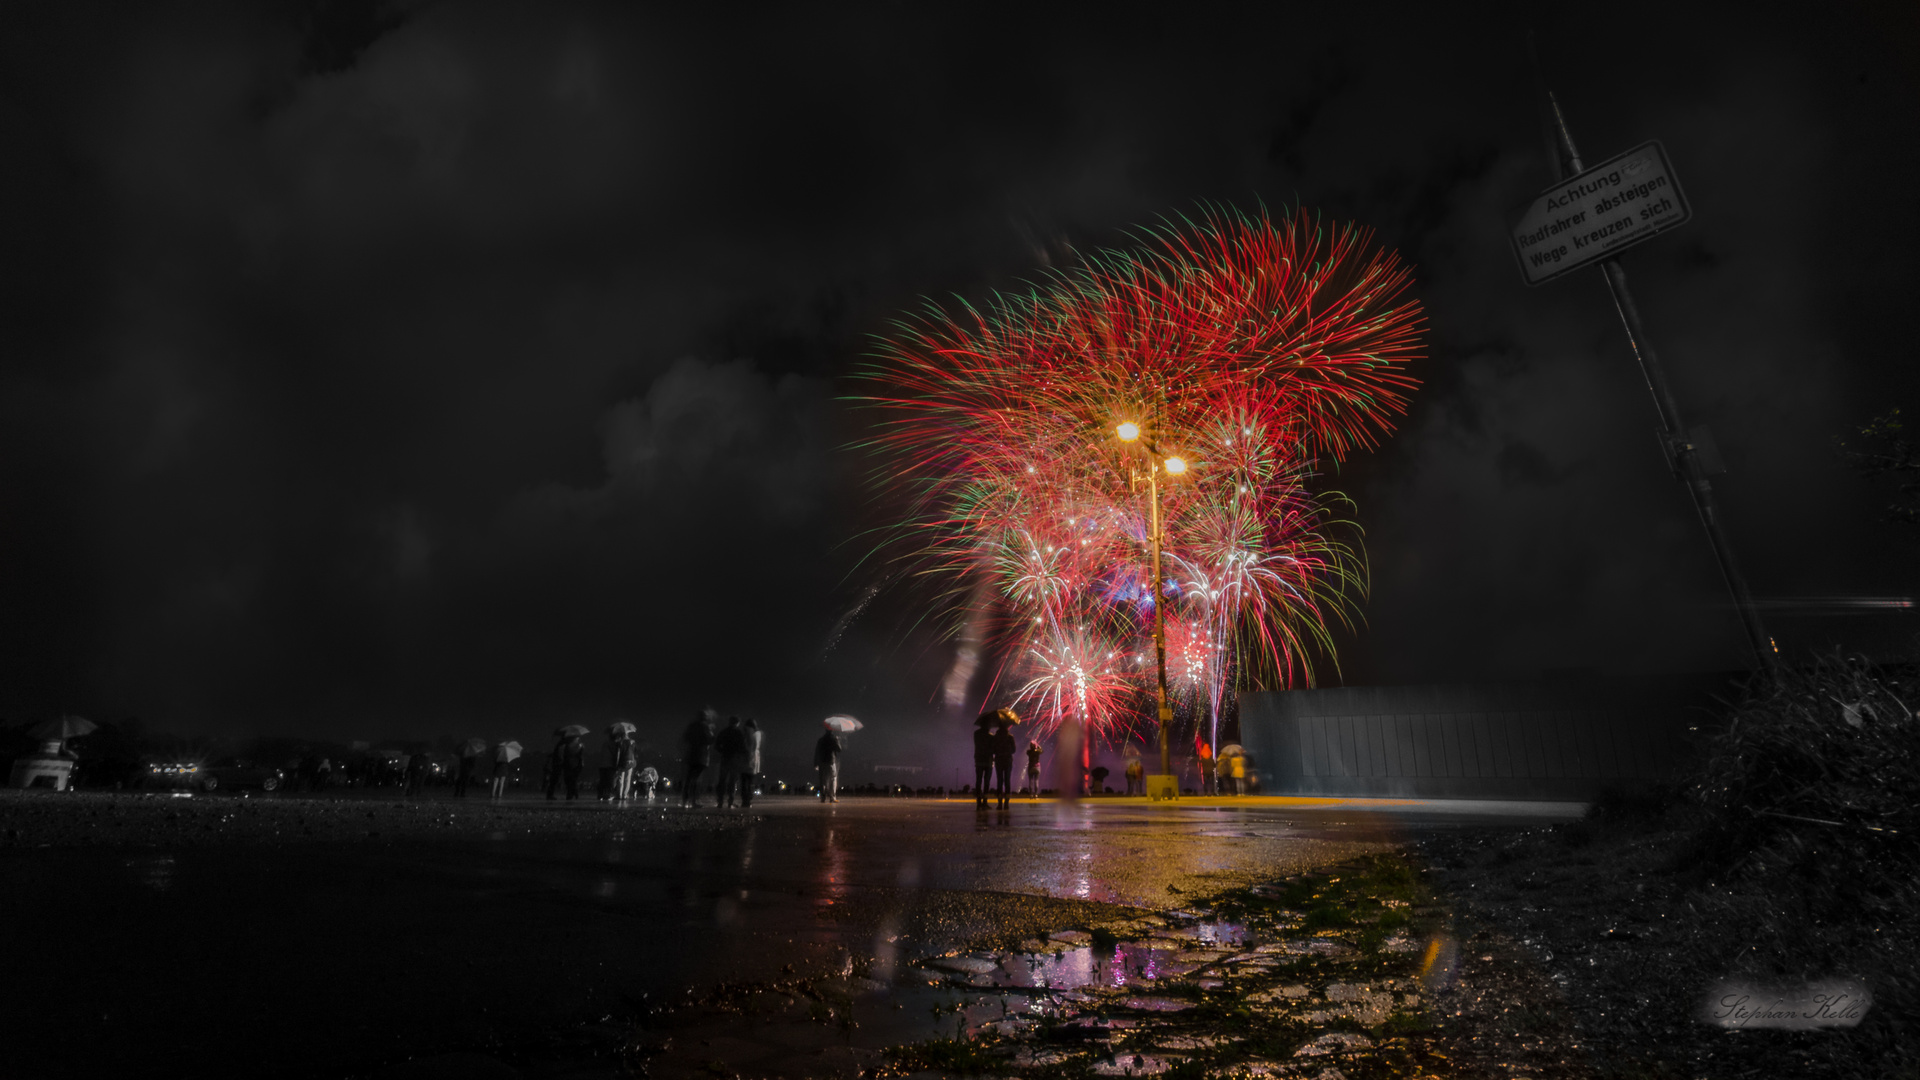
[0,793,1578,1077]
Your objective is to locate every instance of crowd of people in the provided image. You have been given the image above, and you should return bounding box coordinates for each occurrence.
[263,707,1253,806]
[674,709,769,808]
[971,707,1255,800]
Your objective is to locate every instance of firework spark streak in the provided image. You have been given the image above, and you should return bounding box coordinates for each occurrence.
[853,207,1424,747]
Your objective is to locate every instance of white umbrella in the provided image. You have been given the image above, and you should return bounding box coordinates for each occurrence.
[637,766,659,784]
[823,715,863,734]
[606,721,637,738]
[32,716,97,741]
[494,741,523,762]
[1217,744,1246,758]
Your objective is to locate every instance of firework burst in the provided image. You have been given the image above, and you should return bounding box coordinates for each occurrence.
[853,206,1423,744]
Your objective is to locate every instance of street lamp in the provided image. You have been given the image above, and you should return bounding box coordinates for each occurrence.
[1117,421,1184,793]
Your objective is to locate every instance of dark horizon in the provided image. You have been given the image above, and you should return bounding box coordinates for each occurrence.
[4,2,1917,754]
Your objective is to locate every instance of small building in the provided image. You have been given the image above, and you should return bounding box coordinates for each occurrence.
[9,740,76,791]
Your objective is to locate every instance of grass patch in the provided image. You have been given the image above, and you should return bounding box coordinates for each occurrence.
[1302,903,1353,929]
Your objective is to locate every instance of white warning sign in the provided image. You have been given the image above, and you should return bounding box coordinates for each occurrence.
[1511,141,1691,286]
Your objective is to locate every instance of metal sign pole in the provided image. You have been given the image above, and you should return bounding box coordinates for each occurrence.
[1543,92,1780,678]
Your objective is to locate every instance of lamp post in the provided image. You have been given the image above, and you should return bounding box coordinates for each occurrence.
[1117,421,1186,786]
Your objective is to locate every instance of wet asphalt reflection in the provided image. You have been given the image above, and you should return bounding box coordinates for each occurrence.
[2,795,1573,1077]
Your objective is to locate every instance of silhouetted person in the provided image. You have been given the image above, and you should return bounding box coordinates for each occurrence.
[553,736,585,799]
[1198,743,1215,795]
[312,757,332,793]
[973,712,996,809]
[455,748,480,798]
[545,736,566,800]
[740,719,762,808]
[991,719,1016,809]
[715,716,747,809]
[1124,755,1144,797]
[404,752,427,797]
[1025,740,1042,798]
[681,710,715,807]
[612,735,636,801]
[814,725,843,802]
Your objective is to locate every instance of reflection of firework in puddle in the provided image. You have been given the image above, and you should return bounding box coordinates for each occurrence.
[928,917,1252,992]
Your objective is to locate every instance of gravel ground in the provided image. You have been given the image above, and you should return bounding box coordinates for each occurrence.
[1412,820,1915,1079]
[0,788,756,847]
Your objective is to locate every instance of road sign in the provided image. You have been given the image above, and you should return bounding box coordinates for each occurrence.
[1510,140,1691,286]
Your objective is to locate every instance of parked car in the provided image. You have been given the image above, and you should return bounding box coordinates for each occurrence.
[143,757,285,793]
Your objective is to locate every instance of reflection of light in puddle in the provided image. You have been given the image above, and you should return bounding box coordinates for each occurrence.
[981,921,1250,991]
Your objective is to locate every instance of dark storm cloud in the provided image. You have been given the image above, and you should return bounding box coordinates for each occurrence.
[1,1,1915,763]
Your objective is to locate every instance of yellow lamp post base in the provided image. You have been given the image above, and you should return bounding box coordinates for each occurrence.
[1144,775,1179,801]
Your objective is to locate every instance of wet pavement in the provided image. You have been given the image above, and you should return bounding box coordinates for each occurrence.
[0,793,1578,1077]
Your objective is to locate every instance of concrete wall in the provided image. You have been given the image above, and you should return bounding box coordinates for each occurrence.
[1236,673,1738,801]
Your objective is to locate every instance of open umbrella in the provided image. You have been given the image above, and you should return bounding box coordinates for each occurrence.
[606,721,637,738]
[1217,744,1246,758]
[823,715,863,734]
[32,716,96,741]
[495,741,523,762]
[637,766,659,784]
[554,724,590,738]
[460,737,489,757]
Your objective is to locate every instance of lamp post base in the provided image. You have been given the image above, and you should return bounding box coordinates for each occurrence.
[1144,774,1179,802]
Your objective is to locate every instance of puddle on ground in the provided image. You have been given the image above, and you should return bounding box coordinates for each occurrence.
[630,854,1456,1079]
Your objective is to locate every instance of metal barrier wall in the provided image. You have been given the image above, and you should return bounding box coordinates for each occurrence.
[1236,674,1739,801]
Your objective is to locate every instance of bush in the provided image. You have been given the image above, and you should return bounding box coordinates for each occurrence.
[1688,654,1919,914]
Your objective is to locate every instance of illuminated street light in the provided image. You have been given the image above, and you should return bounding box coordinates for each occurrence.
[1116,420,1185,794]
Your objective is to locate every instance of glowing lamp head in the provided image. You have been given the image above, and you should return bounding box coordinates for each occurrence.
[1164,456,1188,475]
[1115,421,1141,442]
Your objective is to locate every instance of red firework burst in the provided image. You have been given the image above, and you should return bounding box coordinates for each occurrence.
[854,206,1424,741]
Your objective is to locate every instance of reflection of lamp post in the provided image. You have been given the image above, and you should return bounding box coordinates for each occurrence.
[1117,421,1186,788]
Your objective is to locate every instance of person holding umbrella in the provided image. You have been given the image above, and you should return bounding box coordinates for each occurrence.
[814,719,846,803]
[1025,739,1042,799]
[1218,743,1246,796]
[490,741,521,799]
[548,726,588,801]
[636,765,659,803]
[606,722,638,801]
[455,738,487,798]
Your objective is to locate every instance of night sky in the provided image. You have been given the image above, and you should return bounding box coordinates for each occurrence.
[3,2,1916,771]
